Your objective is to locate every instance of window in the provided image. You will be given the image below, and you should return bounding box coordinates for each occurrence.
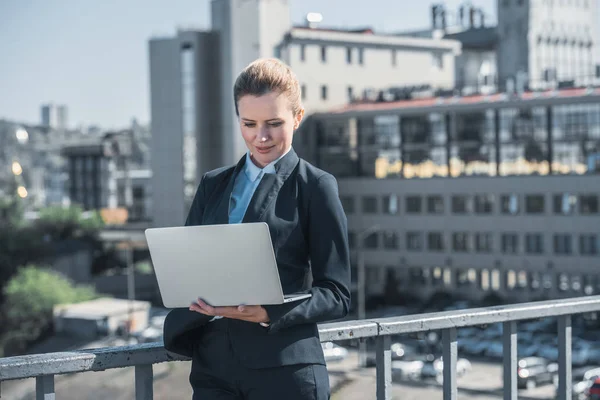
[452,195,470,214]
[428,232,445,251]
[475,233,493,253]
[340,196,355,214]
[362,196,378,214]
[553,193,577,214]
[580,234,598,255]
[406,196,422,213]
[453,232,470,252]
[392,49,397,66]
[525,195,545,214]
[358,48,364,65]
[321,85,328,100]
[382,194,399,215]
[301,84,306,101]
[526,234,544,254]
[432,53,443,69]
[407,232,423,251]
[580,195,599,214]
[300,44,306,62]
[347,86,354,102]
[474,194,494,214]
[383,231,399,249]
[346,47,352,64]
[427,196,444,214]
[320,46,327,62]
[364,233,379,249]
[502,233,519,254]
[501,194,519,214]
[554,234,572,254]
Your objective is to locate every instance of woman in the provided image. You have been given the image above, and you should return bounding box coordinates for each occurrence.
[163,58,351,400]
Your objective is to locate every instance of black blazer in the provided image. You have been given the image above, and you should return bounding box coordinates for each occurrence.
[162,148,351,368]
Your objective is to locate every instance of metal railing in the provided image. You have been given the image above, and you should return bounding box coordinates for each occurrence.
[3,295,600,399]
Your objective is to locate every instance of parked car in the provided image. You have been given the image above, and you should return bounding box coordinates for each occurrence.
[391,355,432,381]
[553,366,600,400]
[517,357,556,389]
[365,341,419,367]
[321,342,348,363]
[587,376,600,400]
[421,356,472,383]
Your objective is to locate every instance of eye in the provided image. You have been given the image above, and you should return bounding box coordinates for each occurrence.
[268,122,283,127]
[243,123,256,128]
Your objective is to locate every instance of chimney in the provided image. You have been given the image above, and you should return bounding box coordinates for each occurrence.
[459,5,465,28]
[469,6,475,29]
[480,10,485,28]
[431,5,439,30]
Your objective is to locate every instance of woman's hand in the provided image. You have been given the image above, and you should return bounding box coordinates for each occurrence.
[189,298,270,324]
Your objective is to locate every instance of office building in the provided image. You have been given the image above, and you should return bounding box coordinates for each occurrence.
[41,104,69,130]
[294,88,600,303]
[498,0,600,89]
[148,30,221,227]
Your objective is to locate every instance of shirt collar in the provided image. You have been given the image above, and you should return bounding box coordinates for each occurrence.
[244,147,291,182]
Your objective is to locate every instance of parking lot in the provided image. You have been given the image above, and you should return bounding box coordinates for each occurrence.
[329,351,557,400]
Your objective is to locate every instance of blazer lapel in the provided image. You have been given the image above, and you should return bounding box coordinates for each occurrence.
[205,156,246,225]
[242,148,299,223]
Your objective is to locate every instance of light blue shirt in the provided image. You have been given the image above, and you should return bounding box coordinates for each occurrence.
[228,149,290,224]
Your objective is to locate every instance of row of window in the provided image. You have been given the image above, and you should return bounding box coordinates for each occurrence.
[300,84,363,102]
[342,193,600,215]
[297,44,444,69]
[404,267,597,294]
[349,230,599,255]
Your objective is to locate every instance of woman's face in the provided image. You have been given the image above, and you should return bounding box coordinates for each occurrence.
[238,91,304,168]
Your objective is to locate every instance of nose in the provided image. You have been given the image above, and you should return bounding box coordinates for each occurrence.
[257,127,269,142]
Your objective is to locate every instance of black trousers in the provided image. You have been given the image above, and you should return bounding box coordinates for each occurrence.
[189,319,330,400]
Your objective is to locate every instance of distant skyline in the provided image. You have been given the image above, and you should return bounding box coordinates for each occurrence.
[0,0,497,129]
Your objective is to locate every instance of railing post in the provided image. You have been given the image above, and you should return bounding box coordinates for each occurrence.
[375,335,392,400]
[135,364,154,400]
[502,321,517,400]
[558,315,572,400]
[36,375,55,400]
[442,328,457,400]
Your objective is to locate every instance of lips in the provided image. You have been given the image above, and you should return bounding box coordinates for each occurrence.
[255,145,274,154]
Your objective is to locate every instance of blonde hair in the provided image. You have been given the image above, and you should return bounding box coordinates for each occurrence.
[233,58,302,116]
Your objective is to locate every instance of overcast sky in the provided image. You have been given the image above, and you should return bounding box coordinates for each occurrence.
[0,0,497,129]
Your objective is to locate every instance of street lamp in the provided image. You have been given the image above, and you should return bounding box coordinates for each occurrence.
[357,224,381,368]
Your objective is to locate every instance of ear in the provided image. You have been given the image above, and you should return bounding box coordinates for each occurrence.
[294,108,305,131]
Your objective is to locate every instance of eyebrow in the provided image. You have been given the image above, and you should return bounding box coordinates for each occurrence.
[241,117,283,122]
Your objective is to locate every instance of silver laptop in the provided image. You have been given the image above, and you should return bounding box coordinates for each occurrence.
[145,222,312,308]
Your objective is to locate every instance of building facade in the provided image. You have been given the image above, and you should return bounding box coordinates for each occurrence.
[295,89,600,303]
[497,0,599,90]
[278,27,460,113]
[148,30,221,227]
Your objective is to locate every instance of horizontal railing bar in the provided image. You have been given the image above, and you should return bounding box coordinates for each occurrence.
[377,295,600,335]
[2,295,600,381]
[0,342,187,381]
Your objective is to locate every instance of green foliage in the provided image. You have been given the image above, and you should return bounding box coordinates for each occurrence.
[1,265,100,355]
[35,205,104,240]
[135,261,153,275]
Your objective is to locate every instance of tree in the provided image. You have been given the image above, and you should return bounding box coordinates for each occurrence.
[35,205,104,241]
[1,265,100,356]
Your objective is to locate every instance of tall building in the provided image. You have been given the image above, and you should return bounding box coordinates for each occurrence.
[41,104,53,128]
[148,30,221,227]
[498,0,600,90]
[41,104,69,130]
[211,0,293,166]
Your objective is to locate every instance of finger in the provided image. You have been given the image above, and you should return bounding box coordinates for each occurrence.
[196,298,215,313]
[189,303,210,315]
